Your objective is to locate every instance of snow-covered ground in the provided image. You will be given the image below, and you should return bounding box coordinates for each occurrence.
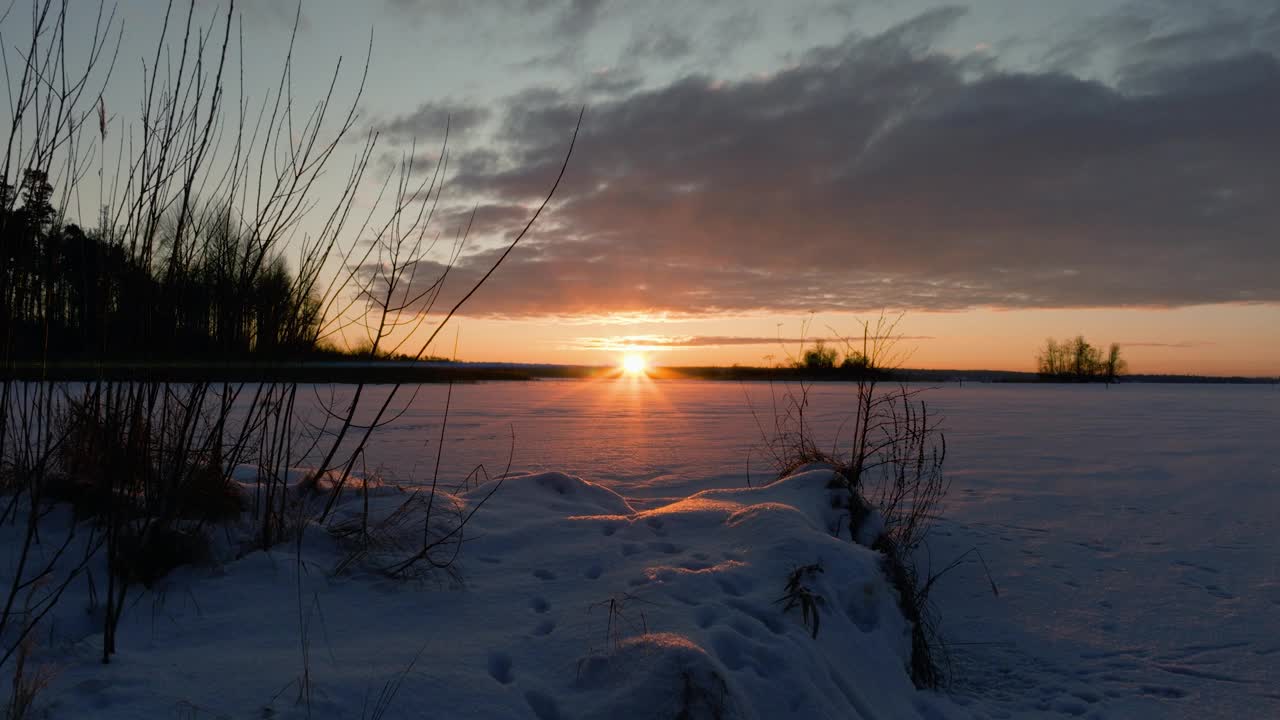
[4,379,1277,718]
[23,466,948,719]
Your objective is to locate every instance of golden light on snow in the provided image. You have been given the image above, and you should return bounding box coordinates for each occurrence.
[621,352,648,376]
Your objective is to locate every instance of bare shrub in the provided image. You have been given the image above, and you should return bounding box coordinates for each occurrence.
[1,0,579,675]
[754,313,951,686]
[5,586,57,720]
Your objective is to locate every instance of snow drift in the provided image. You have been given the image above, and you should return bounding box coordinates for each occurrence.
[5,467,953,719]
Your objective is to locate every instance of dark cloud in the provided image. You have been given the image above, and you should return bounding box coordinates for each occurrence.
[389,8,1280,319]
[373,101,491,144]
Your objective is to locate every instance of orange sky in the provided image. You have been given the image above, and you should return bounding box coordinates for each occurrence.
[432,304,1280,376]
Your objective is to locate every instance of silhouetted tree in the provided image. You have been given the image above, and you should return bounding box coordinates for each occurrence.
[840,351,870,371]
[1103,343,1126,383]
[798,339,838,369]
[0,180,324,360]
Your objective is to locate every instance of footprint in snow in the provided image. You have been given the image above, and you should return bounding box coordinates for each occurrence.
[716,576,752,597]
[1204,584,1235,600]
[525,691,562,720]
[695,605,718,629]
[1140,685,1188,699]
[487,651,514,684]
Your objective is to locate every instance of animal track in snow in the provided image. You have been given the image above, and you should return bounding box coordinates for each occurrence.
[1140,685,1188,699]
[487,651,513,684]
[695,605,718,628]
[524,690,562,720]
[845,586,880,632]
[724,598,786,635]
[1203,584,1235,600]
[1172,559,1220,574]
[716,575,753,597]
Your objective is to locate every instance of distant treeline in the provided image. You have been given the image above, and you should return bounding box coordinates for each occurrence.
[6,359,1274,384]
[2,170,321,361]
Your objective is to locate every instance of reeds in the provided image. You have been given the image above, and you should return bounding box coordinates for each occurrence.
[754,314,952,686]
[0,0,578,688]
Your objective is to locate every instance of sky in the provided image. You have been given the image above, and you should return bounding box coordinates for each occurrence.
[47,0,1280,374]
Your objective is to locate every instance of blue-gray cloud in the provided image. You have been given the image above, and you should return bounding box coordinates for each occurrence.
[378,7,1280,318]
[373,100,491,144]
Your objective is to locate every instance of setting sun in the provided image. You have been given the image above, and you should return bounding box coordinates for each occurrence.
[621,353,647,376]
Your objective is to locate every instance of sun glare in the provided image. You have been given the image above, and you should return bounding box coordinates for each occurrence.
[621,353,647,376]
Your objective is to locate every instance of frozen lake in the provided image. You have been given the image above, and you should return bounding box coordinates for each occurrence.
[305,379,1279,717]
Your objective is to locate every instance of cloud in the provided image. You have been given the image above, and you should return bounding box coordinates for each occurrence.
[1117,341,1216,349]
[380,8,1280,319]
[623,23,694,62]
[553,0,607,37]
[707,9,760,63]
[1038,2,1280,78]
[582,67,645,97]
[197,0,313,29]
[386,0,558,19]
[388,0,608,64]
[372,100,491,144]
[565,334,935,351]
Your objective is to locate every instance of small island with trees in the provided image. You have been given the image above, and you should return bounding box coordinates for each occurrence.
[1036,336,1126,383]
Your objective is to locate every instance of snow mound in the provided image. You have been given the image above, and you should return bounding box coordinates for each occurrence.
[572,633,743,719]
[230,464,402,498]
[642,465,851,538]
[468,470,635,516]
[454,466,944,719]
[12,466,949,719]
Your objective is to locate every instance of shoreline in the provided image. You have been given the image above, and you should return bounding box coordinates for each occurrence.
[6,361,1275,385]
